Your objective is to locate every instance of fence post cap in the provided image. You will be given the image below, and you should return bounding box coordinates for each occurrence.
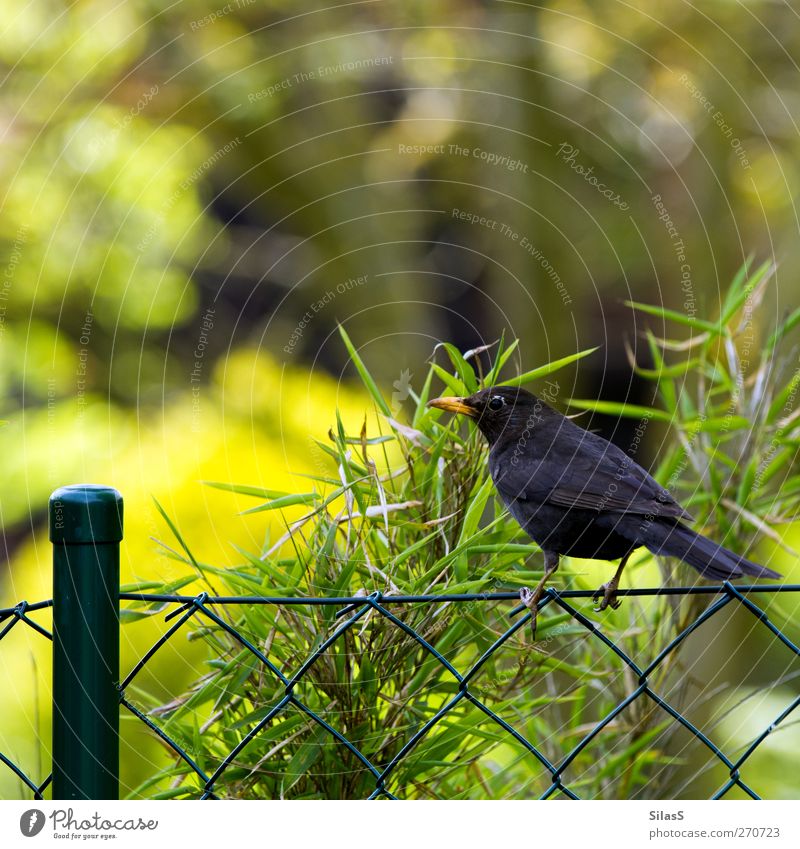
[49,484,123,544]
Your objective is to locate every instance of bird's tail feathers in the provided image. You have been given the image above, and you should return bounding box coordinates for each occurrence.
[639,521,781,581]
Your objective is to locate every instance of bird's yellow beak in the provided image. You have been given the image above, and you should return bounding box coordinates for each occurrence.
[427,396,477,417]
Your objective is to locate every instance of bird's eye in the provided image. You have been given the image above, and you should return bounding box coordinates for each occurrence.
[488,396,504,411]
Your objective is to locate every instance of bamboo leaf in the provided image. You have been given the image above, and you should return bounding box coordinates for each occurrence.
[499,347,599,387]
[239,493,320,515]
[152,497,200,571]
[767,304,800,352]
[429,362,468,396]
[624,300,727,336]
[412,365,436,428]
[567,399,672,423]
[436,342,479,393]
[202,481,296,499]
[338,324,391,415]
[685,415,750,433]
[486,333,518,385]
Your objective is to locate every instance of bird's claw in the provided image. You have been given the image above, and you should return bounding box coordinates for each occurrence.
[520,586,539,641]
[592,582,622,613]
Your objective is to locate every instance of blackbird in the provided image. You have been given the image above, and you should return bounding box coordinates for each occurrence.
[429,386,780,628]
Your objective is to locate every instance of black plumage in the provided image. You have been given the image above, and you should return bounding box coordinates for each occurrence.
[429,386,780,623]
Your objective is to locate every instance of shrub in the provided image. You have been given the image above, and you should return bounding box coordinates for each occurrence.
[127,261,799,799]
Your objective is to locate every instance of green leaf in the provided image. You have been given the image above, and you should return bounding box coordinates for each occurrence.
[284,723,329,792]
[718,256,754,323]
[338,434,393,446]
[338,324,391,415]
[412,365,436,428]
[486,334,519,386]
[766,371,800,424]
[567,399,672,423]
[430,362,467,396]
[438,342,479,393]
[720,259,772,324]
[465,543,540,555]
[239,492,319,515]
[624,300,726,336]
[644,329,678,410]
[758,448,792,487]
[152,497,200,571]
[314,439,369,476]
[767,304,800,352]
[499,347,599,387]
[632,358,699,380]
[457,477,495,543]
[119,605,170,623]
[411,515,507,589]
[355,655,377,704]
[684,415,750,433]
[202,481,298,499]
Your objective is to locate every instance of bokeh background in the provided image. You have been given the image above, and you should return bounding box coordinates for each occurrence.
[2,0,799,798]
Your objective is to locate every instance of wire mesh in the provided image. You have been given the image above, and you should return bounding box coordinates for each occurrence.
[2,584,799,800]
[0,599,53,799]
[116,582,800,800]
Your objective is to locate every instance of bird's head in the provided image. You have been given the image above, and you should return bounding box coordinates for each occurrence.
[428,385,549,445]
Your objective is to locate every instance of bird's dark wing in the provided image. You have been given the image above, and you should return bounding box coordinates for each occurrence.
[490,424,693,522]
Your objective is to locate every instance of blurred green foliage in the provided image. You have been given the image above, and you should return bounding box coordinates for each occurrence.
[2,0,800,528]
[125,297,798,799]
[1,0,800,800]
[3,1,800,406]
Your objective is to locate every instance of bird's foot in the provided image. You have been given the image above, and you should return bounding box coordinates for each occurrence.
[520,586,541,640]
[592,582,622,613]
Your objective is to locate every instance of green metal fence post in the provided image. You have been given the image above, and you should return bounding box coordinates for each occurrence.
[50,484,123,800]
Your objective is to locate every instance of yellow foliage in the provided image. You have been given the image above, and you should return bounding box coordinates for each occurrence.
[0,348,373,796]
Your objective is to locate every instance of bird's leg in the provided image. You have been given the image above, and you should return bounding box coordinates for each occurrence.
[520,550,559,640]
[593,551,633,612]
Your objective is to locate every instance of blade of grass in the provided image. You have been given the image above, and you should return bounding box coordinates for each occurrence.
[435,343,479,394]
[624,300,727,336]
[338,324,391,415]
[567,399,673,423]
[500,347,599,387]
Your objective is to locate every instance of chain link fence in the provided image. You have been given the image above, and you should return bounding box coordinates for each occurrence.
[1,485,798,800]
